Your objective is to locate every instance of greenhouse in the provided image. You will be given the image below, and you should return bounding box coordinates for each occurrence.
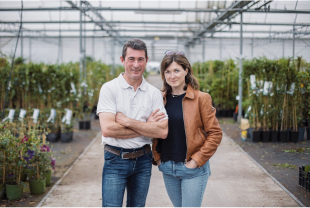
[0,0,309,207]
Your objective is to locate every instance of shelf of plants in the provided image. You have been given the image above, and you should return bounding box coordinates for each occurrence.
[192,57,310,143]
[0,57,123,200]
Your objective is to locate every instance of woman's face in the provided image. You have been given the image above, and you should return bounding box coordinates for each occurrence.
[164,61,188,89]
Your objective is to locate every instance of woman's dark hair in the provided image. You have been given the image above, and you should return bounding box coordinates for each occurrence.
[122,39,148,59]
[160,52,199,94]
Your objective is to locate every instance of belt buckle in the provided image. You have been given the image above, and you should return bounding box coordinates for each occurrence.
[121,151,133,159]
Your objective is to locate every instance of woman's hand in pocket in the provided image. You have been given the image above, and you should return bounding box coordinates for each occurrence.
[157,159,161,166]
[185,159,198,169]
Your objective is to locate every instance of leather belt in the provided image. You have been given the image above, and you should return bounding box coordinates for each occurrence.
[104,145,151,159]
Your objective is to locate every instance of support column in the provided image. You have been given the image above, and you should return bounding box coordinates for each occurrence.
[282,40,285,58]
[202,38,205,62]
[60,37,63,63]
[151,42,155,61]
[220,38,222,61]
[21,31,23,58]
[58,36,62,63]
[185,45,190,63]
[79,1,83,85]
[111,38,115,76]
[92,35,95,59]
[251,38,254,59]
[83,14,87,95]
[293,26,295,59]
[238,12,243,123]
[29,38,31,62]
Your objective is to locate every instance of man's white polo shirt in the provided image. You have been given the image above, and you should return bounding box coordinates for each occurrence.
[97,73,168,149]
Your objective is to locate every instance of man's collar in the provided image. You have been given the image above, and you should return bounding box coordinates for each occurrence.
[118,73,147,91]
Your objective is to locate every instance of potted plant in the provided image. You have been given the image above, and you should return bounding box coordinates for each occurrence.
[4,128,25,200]
[78,101,91,130]
[45,108,61,142]
[0,123,9,199]
[60,109,74,142]
[39,142,55,186]
[25,128,47,195]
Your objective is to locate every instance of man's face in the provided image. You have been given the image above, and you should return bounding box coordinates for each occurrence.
[121,47,148,80]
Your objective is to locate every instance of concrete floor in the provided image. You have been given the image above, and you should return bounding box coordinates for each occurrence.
[39,75,300,207]
[40,132,300,207]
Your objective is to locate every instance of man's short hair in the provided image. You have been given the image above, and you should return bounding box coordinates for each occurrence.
[122,39,148,60]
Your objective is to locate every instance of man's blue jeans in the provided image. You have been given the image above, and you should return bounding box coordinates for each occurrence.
[159,160,211,207]
[102,145,153,207]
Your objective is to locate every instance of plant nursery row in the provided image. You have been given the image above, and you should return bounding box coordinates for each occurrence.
[192,57,310,143]
[0,57,123,201]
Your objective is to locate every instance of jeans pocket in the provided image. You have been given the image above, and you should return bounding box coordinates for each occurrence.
[184,164,200,170]
[144,151,153,160]
[158,162,163,171]
[104,150,118,161]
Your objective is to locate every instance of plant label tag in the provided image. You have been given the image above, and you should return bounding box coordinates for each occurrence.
[2,109,16,122]
[62,109,72,125]
[38,84,42,94]
[47,109,56,123]
[263,81,269,95]
[247,106,251,113]
[65,109,72,125]
[287,83,295,95]
[70,82,77,94]
[32,109,40,123]
[19,109,26,121]
[250,75,256,89]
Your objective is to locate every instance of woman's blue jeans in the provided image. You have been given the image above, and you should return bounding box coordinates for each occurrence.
[159,160,211,207]
[102,146,153,207]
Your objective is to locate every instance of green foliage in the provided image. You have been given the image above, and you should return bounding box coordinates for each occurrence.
[192,59,244,111]
[242,57,310,130]
[272,163,297,170]
[0,120,56,185]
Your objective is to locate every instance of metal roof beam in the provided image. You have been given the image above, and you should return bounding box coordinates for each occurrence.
[2,28,310,35]
[1,21,310,27]
[1,36,309,41]
[66,1,124,45]
[185,0,253,46]
[0,7,310,14]
[0,23,58,45]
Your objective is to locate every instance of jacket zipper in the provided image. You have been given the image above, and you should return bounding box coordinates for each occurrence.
[182,97,188,163]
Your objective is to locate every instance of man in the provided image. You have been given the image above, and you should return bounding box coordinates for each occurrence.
[97,39,168,207]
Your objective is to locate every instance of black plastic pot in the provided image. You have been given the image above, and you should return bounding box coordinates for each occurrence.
[279,130,288,143]
[79,121,91,130]
[271,131,278,143]
[262,131,271,142]
[248,128,253,141]
[290,131,299,143]
[252,130,261,143]
[233,113,238,122]
[218,110,223,117]
[299,166,310,193]
[61,132,73,143]
[298,127,305,142]
[307,127,310,140]
[228,110,234,117]
[47,131,60,142]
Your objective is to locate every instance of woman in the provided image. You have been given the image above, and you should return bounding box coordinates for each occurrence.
[152,51,223,207]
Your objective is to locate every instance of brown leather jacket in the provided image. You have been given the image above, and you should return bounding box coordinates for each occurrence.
[152,84,223,167]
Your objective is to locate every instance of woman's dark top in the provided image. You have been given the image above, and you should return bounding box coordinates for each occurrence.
[160,93,187,163]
